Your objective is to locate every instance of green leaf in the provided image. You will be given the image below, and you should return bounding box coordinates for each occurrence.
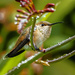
[0,52,26,75]
[36,13,52,23]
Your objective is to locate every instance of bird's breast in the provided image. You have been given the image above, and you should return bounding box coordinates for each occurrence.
[33,29,44,48]
[33,26,51,48]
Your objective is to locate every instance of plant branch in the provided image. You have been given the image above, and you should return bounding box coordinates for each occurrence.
[45,35,75,53]
[47,50,75,63]
[30,17,36,50]
[5,35,75,75]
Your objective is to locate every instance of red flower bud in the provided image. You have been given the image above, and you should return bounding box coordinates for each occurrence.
[45,3,55,8]
[15,0,20,2]
[15,0,55,33]
[44,8,55,12]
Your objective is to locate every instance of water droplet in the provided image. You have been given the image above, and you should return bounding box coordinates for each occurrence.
[24,15,28,18]
[51,8,56,11]
[65,54,68,56]
[20,5,22,7]
[60,56,63,58]
[34,26,37,31]
[20,1,22,3]
[32,17,34,21]
[15,17,17,20]
[36,16,40,19]
[22,61,25,64]
[28,0,29,2]
[58,42,61,45]
[18,63,21,67]
[22,2,26,5]
[32,17,34,19]
[21,19,28,23]
[3,56,6,60]
[53,58,57,61]
[14,22,18,25]
[41,13,43,15]
[16,14,19,17]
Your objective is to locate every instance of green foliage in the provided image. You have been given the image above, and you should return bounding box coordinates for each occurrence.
[0,0,75,75]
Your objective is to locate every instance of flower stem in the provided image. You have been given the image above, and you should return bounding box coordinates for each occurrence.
[47,50,75,63]
[30,17,36,50]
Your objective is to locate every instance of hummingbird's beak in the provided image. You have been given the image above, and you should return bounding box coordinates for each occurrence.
[48,21,64,26]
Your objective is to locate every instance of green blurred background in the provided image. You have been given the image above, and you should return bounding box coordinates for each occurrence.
[0,0,75,75]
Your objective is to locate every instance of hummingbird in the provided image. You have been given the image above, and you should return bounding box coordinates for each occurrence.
[5,21,63,58]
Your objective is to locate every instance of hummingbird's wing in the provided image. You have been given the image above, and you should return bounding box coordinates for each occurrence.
[5,28,30,58]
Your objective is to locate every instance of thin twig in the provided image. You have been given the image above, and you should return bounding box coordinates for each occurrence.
[5,35,75,75]
[45,35,75,53]
[30,17,36,50]
[47,50,75,63]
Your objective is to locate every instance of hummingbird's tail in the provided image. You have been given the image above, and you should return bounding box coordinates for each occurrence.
[4,34,30,58]
[5,49,25,58]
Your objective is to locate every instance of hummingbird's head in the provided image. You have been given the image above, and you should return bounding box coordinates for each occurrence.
[36,21,63,31]
[36,21,52,32]
[36,21,63,27]
[35,21,52,37]
[35,21,63,36]
[36,21,51,27]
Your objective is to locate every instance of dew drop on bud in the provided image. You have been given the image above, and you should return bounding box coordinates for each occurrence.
[36,16,40,19]
[20,5,22,7]
[15,17,17,20]
[14,22,18,25]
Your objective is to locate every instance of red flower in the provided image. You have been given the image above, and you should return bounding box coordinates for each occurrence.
[15,0,55,33]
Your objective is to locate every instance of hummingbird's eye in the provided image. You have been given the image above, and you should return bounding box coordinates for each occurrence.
[41,24,44,26]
